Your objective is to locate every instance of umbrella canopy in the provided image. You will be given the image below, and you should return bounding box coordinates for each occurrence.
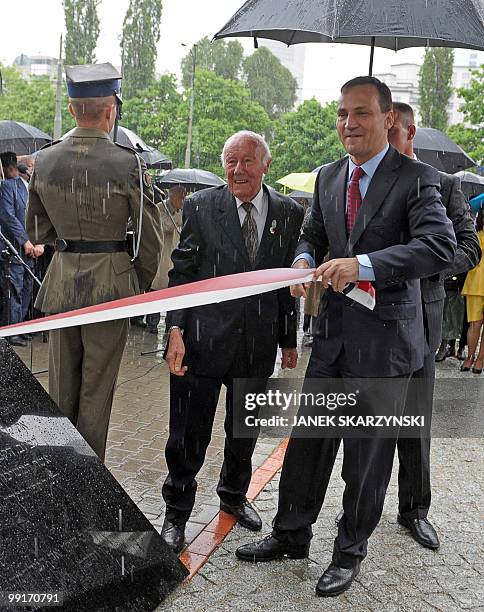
[469,192,484,214]
[413,128,476,174]
[0,120,52,155]
[155,168,226,191]
[215,0,484,73]
[277,172,317,193]
[116,126,172,169]
[454,171,484,199]
[288,189,314,199]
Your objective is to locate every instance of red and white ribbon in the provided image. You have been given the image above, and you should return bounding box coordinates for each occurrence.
[0,269,375,338]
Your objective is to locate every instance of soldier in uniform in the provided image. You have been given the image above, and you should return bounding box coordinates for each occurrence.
[26,63,162,461]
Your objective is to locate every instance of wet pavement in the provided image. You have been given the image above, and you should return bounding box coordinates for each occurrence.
[13,325,483,611]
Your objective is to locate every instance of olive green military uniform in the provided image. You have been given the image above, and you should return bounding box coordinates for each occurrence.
[151,201,183,290]
[26,127,162,460]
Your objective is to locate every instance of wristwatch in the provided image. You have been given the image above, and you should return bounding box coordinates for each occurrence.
[167,325,183,335]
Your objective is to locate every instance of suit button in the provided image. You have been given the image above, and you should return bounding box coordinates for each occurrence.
[236,328,243,333]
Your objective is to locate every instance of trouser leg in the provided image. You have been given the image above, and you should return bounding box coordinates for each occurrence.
[397,353,435,519]
[163,372,222,524]
[49,326,83,423]
[76,319,128,461]
[7,263,23,325]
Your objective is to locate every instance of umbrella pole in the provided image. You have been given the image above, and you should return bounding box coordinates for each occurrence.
[368,37,375,76]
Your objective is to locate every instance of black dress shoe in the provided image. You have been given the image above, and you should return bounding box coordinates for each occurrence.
[236,535,309,562]
[316,561,360,597]
[220,500,262,531]
[8,335,28,347]
[397,515,440,550]
[161,519,186,554]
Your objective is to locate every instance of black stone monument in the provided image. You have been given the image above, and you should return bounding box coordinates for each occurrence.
[0,339,188,611]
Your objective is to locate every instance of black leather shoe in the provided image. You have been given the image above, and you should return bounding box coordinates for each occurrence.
[316,562,360,597]
[161,519,186,554]
[8,335,27,347]
[236,535,309,562]
[397,515,440,550]
[220,500,262,531]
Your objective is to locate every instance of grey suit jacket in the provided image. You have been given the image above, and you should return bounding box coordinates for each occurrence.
[420,172,481,351]
[296,145,457,377]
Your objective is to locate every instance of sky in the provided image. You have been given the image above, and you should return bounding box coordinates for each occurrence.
[0,0,482,104]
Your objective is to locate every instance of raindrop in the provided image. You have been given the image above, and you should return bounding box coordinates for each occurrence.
[102,198,106,215]
[118,508,123,531]
[121,554,125,576]
[34,536,38,558]
[107,181,110,199]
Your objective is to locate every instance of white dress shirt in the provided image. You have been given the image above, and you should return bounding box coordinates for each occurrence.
[235,186,268,243]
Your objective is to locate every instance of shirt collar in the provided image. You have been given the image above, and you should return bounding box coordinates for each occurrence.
[348,143,389,180]
[235,186,265,216]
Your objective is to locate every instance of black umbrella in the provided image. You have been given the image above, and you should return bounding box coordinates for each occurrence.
[288,189,314,199]
[0,120,52,155]
[413,127,476,174]
[155,168,226,191]
[454,171,484,199]
[116,126,172,169]
[214,0,484,74]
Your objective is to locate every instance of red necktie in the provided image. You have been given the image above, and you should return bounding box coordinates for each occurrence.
[346,166,365,235]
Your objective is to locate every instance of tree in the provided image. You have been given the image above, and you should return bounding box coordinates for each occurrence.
[163,70,272,174]
[267,99,345,185]
[0,65,75,137]
[418,48,454,131]
[122,74,182,152]
[447,124,483,167]
[456,64,484,126]
[181,37,244,88]
[120,0,163,99]
[63,0,100,65]
[243,47,297,118]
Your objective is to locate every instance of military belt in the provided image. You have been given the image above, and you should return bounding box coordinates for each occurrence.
[55,239,127,253]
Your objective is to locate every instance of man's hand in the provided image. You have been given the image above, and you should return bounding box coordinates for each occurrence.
[314,257,359,293]
[23,240,35,257]
[33,244,44,258]
[281,347,298,369]
[165,329,188,376]
[290,258,311,298]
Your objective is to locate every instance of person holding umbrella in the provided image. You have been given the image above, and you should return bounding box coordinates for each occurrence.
[236,76,456,596]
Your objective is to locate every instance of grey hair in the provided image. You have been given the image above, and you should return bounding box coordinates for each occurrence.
[221,131,271,167]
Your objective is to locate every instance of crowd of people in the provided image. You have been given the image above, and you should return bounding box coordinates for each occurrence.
[0,62,483,598]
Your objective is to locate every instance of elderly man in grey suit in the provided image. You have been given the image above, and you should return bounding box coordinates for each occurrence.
[236,77,457,597]
[387,102,481,549]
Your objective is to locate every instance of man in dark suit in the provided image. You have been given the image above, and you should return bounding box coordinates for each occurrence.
[236,77,456,596]
[0,152,38,345]
[161,131,304,553]
[388,102,481,549]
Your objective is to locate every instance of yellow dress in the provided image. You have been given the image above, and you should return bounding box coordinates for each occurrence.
[462,230,484,321]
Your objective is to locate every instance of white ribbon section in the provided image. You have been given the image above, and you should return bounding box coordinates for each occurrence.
[0,268,374,338]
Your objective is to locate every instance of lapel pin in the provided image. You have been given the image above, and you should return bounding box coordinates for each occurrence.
[270,220,277,234]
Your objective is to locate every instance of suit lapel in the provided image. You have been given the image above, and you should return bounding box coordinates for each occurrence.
[346,147,400,255]
[255,186,285,267]
[215,187,251,265]
[320,158,348,256]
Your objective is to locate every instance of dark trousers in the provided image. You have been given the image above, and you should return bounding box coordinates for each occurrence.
[162,340,265,524]
[0,260,33,325]
[397,351,435,519]
[272,345,410,568]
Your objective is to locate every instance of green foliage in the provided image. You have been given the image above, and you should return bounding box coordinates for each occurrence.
[181,37,244,88]
[121,0,163,99]
[419,48,454,131]
[447,124,484,167]
[122,74,183,152]
[0,65,75,138]
[123,70,272,174]
[455,64,484,126]
[243,47,297,118]
[267,99,345,185]
[63,0,100,65]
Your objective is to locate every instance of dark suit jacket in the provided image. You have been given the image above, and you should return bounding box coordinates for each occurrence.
[0,177,29,259]
[166,184,304,378]
[296,146,456,377]
[421,172,481,351]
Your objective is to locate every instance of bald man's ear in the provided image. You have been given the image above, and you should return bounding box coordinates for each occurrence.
[68,102,76,118]
[408,124,417,142]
